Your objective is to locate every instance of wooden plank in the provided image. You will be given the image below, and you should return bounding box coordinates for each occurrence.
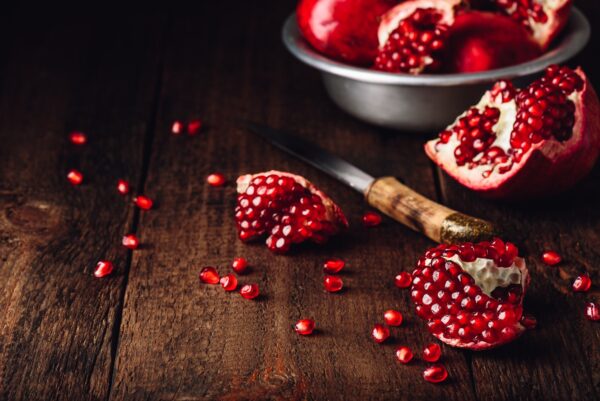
[0,11,164,401]
[109,2,478,400]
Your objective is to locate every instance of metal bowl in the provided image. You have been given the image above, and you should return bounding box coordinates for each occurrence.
[282,9,590,132]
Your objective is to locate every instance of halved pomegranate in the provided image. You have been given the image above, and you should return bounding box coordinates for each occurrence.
[425,65,600,199]
[235,171,348,253]
[410,239,532,350]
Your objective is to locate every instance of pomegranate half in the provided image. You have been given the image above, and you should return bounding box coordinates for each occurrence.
[425,65,600,199]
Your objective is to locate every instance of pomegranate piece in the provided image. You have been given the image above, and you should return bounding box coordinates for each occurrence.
[572,275,591,292]
[232,257,248,274]
[69,131,87,145]
[297,0,398,65]
[94,261,114,278]
[422,343,442,362]
[371,324,390,343]
[187,119,202,135]
[585,302,599,321]
[122,234,139,250]
[362,211,382,227]
[220,274,238,291]
[67,169,83,185]
[395,346,413,364]
[171,121,183,135]
[294,319,315,335]
[384,309,403,326]
[423,364,448,383]
[395,272,413,289]
[117,179,130,195]
[542,250,562,266]
[240,284,260,300]
[206,173,226,187]
[324,275,344,292]
[425,66,600,199]
[199,266,220,284]
[133,195,153,210]
[410,239,532,350]
[323,258,345,274]
[235,171,348,253]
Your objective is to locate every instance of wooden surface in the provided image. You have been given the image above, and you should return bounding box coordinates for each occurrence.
[0,2,598,400]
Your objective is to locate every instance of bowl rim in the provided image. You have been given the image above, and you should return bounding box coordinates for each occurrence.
[282,8,590,86]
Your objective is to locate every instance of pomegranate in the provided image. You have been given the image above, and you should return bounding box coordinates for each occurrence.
[384,309,403,326]
[324,275,344,292]
[396,346,414,363]
[232,257,248,274]
[423,364,448,383]
[187,119,202,135]
[295,319,316,335]
[199,267,220,284]
[133,195,154,210]
[69,131,87,145]
[542,250,562,266]
[395,272,413,288]
[371,324,390,343]
[94,261,114,278]
[422,343,442,362]
[171,121,183,135]
[235,171,348,253]
[323,258,345,273]
[572,275,591,292]
[240,284,260,300]
[207,173,226,187]
[585,302,599,321]
[220,274,238,291]
[296,0,399,65]
[410,239,532,350]
[117,179,130,195]
[425,66,600,199]
[362,211,382,227]
[122,234,139,250]
[67,169,83,185]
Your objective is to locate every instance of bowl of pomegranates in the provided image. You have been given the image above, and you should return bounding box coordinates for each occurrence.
[284,0,590,131]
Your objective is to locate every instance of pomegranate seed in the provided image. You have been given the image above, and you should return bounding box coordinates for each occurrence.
[585,302,600,321]
[220,274,238,291]
[323,258,345,274]
[206,173,226,187]
[423,364,448,383]
[324,275,343,293]
[67,169,83,185]
[294,319,315,335]
[69,131,87,145]
[94,260,114,278]
[362,211,382,227]
[521,313,537,329]
[232,257,248,274]
[395,346,413,364]
[187,119,202,135]
[240,283,260,300]
[199,266,220,284]
[133,195,153,210]
[383,310,403,326]
[122,234,139,250]
[117,179,130,195]
[572,274,591,292]
[395,272,413,288]
[422,343,442,362]
[542,250,561,266]
[371,324,390,343]
[171,121,183,135]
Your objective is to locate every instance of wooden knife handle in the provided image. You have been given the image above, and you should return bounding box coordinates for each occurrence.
[365,177,498,244]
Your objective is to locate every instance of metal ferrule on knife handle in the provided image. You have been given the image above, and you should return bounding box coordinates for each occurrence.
[365,177,498,244]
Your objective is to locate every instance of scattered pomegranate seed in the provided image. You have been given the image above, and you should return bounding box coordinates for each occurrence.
[171,121,183,135]
[232,257,248,274]
[362,211,382,227]
[240,284,260,300]
[542,250,562,266]
[294,319,315,335]
[206,173,226,187]
[323,258,345,274]
[94,261,114,278]
[394,272,413,288]
[69,131,87,145]
[520,314,537,329]
[423,364,448,383]
[423,343,442,362]
[122,234,139,250]
[324,275,343,293]
[572,275,592,292]
[395,346,413,364]
[371,324,390,343]
[199,266,220,284]
[187,119,202,135]
[585,302,600,321]
[383,310,403,326]
[117,179,130,195]
[220,274,238,291]
[133,195,153,210]
[67,169,83,185]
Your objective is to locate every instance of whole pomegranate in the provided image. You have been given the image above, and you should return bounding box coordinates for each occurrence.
[425,65,600,199]
[235,170,348,253]
[297,0,399,65]
[410,239,532,350]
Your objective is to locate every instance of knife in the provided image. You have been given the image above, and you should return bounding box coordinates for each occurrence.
[244,122,498,244]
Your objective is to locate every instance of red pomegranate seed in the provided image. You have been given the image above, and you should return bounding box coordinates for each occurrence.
[520,314,537,329]
[206,173,226,187]
[122,234,139,250]
[324,275,343,293]
[294,319,315,335]
[395,272,413,289]
[67,169,83,185]
[69,131,87,145]
[171,121,183,135]
[542,250,562,266]
[117,179,130,195]
[585,302,600,321]
[384,310,403,326]
[423,343,442,362]
[371,324,390,343]
[362,211,382,227]
[240,283,260,300]
[323,258,345,274]
[187,119,202,135]
[423,364,448,383]
[220,274,238,291]
[572,275,592,292]
[199,266,220,284]
[395,346,413,364]
[94,260,114,278]
[232,257,248,274]
[133,195,153,210]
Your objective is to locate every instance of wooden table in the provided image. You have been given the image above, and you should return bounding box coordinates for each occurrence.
[1,2,598,400]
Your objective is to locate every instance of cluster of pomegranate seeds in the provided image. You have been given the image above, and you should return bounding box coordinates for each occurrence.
[423,364,448,383]
[374,8,447,73]
[220,274,238,291]
[541,65,584,95]
[362,211,382,227]
[371,324,391,343]
[199,266,220,284]
[122,234,139,250]
[133,195,153,210]
[94,261,114,278]
[324,275,344,293]
[69,131,87,145]
[171,121,183,135]
[323,258,345,274]
[232,257,248,274]
[422,343,441,362]
[541,250,562,266]
[117,179,130,195]
[395,271,413,288]
[384,309,403,326]
[572,275,591,292]
[240,284,260,300]
[395,346,413,364]
[494,0,548,28]
[490,80,517,103]
[294,319,315,335]
[67,169,84,185]
[585,303,599,321]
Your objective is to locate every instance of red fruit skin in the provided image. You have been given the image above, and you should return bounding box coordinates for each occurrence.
[297,0,398,65]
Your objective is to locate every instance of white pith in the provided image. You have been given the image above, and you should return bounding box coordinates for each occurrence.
[447,255,524,296]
